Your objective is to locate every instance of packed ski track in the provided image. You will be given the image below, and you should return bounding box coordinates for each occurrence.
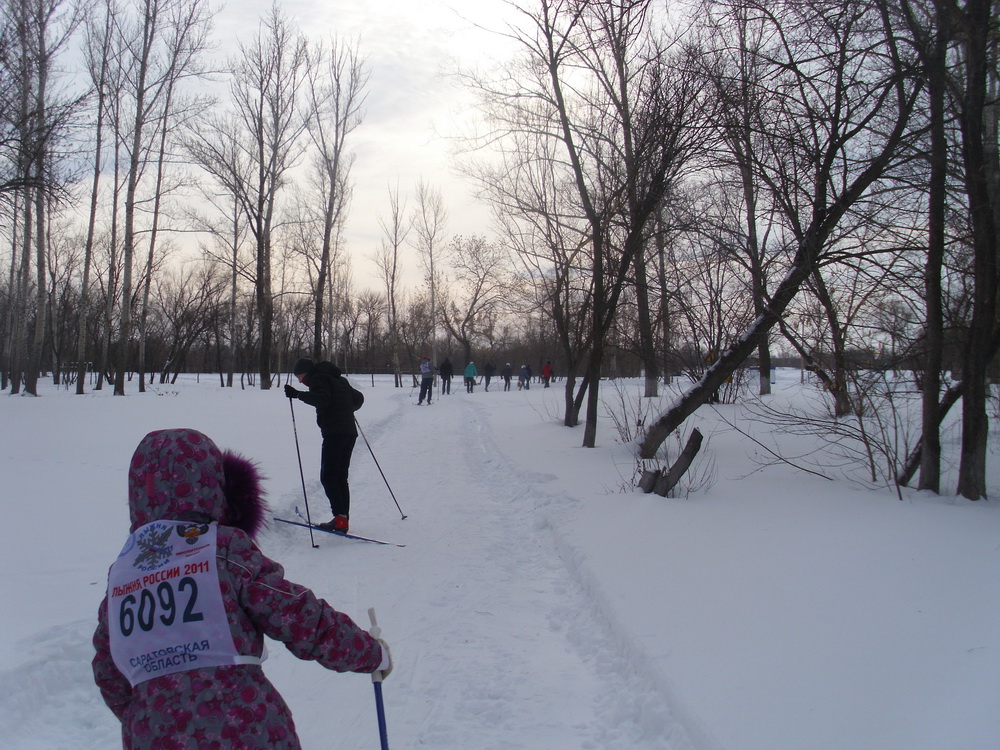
[264,384,691,749]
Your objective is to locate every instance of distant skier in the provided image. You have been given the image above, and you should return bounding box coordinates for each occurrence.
[484,361,496,391]
[92,428,391,749]
[541,360,553,387]
[464,361,478,392]
[417,356,434,405]
[439,357,453,395]
[501,362,513,391]
[284,357,363,533]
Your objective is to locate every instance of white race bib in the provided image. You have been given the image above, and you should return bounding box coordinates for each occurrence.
[107,521,256,686]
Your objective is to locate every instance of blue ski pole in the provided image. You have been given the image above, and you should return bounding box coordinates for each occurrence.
[368,607,390,750]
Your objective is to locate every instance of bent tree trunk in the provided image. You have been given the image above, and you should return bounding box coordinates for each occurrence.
[639,208,878,458]
[639,77,918,458]
[638,259,811,458]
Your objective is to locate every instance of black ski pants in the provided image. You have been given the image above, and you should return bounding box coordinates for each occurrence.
[419,376,434,403]
[320,434,357,518]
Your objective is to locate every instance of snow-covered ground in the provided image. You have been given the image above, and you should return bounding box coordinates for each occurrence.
[0,369,997,749]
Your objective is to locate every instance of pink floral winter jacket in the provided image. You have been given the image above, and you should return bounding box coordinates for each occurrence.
[92,428,383,749]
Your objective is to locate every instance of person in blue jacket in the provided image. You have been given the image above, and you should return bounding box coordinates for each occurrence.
[464,361,478,393]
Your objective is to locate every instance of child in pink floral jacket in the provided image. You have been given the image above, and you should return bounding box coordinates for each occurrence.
[92,428,390,749]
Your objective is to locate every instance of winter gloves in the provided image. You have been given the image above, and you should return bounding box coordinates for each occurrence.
[284,384,299,399]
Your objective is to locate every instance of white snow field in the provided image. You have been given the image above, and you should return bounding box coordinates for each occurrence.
[0,369,997,749]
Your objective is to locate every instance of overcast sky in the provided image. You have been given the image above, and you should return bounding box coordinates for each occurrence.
[210,0,523,292]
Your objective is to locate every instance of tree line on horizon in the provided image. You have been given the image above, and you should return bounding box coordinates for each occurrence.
[1,0,998,498]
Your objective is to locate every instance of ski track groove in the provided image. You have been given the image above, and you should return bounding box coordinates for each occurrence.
[464,395,697,750]
[365,389,695,749]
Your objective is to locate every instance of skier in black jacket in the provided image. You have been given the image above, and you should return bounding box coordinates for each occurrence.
[285,358,364,532]
[439,357,454,395]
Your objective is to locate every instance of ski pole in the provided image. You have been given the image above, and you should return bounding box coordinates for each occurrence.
[368,608,390,750]
[289,397,319,549]
[355,418,407,520]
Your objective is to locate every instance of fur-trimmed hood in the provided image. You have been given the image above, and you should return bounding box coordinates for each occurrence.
[127,428,268,539]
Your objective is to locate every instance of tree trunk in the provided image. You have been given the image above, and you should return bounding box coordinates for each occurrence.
[563,373,580,427]
[25,184,47,396]
[257,231,274,388]
[810,270,853,418]
[115,0,157,396]
[633,240,659,397]
[918,5,949,492]
[653,428,703,496]
[76,45,106,395]
[955,0,997,500]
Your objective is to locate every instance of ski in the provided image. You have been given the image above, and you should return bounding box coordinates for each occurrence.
[272,512,405,547]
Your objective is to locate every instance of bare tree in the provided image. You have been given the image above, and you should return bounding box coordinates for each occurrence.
[325,249,354,365]
[2,0,80,395]
[229,2,308,388]
[640,0,922,458]
[372,182,409,386]
[411,179,448,370]
[440,234,509,364]
[189,190,249,387]
[487,139,592,425]
[152,260,225,382]
[73,0,115,394]
[137,44,212,392]
[112,0,213,395]
[304,35,367,361]
[44,222,82,384]
[354,288,386,366]
[184,113,254,387]
[470,0,708,446]
[696,3,787,397]
[948,0,1000,499]
[892,0,950,493]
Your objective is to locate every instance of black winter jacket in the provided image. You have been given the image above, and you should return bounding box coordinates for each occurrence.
[298,362,364,437]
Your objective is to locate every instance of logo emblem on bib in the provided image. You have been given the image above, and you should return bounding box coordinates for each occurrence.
[132,522,174,572]
[176,522,210,544]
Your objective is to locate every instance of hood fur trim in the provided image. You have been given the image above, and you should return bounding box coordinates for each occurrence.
[222,451,269,539]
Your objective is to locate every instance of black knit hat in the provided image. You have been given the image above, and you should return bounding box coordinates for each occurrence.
[292,357,314,376]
